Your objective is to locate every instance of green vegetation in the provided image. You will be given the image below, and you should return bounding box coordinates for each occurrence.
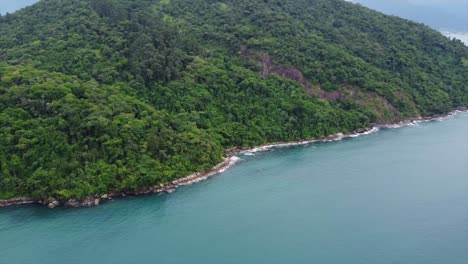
[0,0,467,201]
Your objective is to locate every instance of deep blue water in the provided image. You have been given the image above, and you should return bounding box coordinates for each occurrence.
[1,112,467,263]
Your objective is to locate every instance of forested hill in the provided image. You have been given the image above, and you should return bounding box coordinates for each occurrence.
[0,0,467,201]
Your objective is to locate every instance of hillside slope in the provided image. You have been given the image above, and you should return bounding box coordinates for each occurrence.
[0,0,467,202]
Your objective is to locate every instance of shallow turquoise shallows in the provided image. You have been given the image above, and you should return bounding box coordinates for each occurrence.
[1,113,467,264]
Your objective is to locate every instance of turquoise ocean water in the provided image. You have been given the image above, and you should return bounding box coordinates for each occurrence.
[1,113,467,264]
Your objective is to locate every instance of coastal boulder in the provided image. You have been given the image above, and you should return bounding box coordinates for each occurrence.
[65,199,80,207]
[48,200,60,209]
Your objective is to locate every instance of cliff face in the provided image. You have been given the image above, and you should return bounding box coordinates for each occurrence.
[258,52,341,100]
[243,49,398,120]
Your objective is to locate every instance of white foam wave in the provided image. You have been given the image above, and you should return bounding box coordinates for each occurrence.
[239,129,383,155]
[236,110,468,162]
[218,156,241,173]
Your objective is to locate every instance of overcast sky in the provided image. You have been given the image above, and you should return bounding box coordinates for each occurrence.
[1,0,467,31]
[0,0,38,15]
[349,0,468,31]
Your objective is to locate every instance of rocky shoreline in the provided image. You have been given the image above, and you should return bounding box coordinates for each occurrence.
[0,156,241,209]
[1,108,466,209]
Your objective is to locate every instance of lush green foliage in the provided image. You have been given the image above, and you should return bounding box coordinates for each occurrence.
[0,64,223,198]
[0,0,466,200]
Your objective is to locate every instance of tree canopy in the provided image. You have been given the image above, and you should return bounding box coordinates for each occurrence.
[0,0,467,201]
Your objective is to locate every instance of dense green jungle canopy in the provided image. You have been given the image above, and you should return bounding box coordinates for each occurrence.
[0,0,467,200]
